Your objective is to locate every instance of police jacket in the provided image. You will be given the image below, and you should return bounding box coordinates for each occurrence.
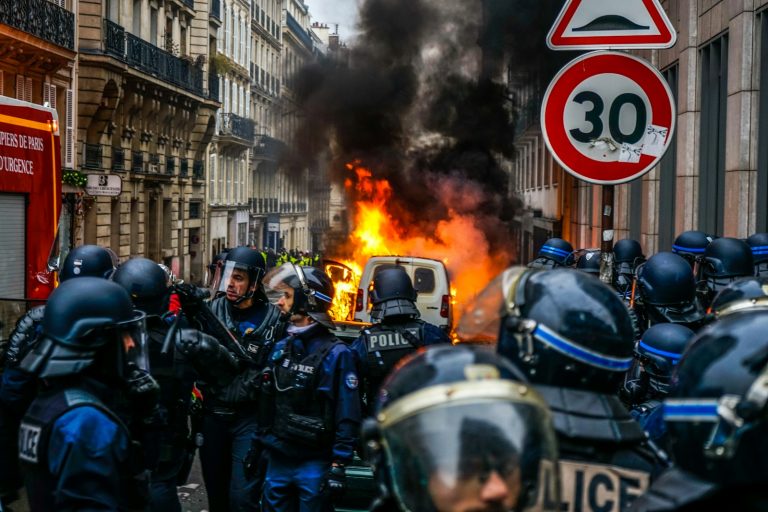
[261,323,361,464]
[537,385,665,512]
[19,378,138,512]
[628,467,768,511]
[1,305,45,417]
[207,297,284,406]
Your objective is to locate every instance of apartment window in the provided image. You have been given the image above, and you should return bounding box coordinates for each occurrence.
[189,201,201,219]
[659,64,679,249]
[698,35,728,236]
[758,12,768,231]
[150,7,158,45]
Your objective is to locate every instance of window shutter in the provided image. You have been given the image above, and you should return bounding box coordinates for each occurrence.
[25,78,33,103]
[0,71,4,97]
[65,89,75,167]
[43,83,50,106]
[49,84,57,109]
[16,75,24,100]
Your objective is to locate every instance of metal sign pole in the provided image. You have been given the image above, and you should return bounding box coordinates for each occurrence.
[599,184,615,284]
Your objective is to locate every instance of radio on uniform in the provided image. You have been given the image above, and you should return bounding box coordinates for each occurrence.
[559,460,649,512]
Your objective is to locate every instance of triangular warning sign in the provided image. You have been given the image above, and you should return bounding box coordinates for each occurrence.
[547,0,676,50]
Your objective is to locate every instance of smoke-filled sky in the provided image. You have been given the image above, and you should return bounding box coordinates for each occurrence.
[305,0,361,40]
[285,0,566,265]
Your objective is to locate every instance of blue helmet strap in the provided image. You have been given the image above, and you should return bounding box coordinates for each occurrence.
[532,323,634,372]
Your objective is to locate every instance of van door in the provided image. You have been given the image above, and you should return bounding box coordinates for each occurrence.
[411,263,450,329]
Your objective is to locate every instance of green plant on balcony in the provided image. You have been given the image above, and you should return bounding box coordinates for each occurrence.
[210,53,233,75]
[62,169,87,187]
[163,32,180,56]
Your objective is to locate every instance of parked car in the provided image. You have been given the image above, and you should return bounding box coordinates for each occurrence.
[353,256,452,332]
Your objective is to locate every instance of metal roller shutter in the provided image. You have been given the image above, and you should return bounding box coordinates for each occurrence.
[0,195,25,298]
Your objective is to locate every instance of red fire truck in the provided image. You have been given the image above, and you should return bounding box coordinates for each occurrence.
[0,96,62,339]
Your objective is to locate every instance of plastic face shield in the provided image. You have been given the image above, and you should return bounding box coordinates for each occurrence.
[115,310,150,372]
[379,381,559,512]
[210,260,261,302]
[455,267,530,344]
[263,263,302,311]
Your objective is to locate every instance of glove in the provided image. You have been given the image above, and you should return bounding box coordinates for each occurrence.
[125,363,160,416]
[324,464,346,500]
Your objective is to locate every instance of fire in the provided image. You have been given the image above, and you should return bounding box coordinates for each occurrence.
[327,161,511,327]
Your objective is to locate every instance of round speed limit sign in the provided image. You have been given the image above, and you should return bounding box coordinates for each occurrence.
[541,51,675,185]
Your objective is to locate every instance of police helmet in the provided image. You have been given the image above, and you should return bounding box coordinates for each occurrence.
[112,258,170,316]
[701,238,754,298]
[20,277,147,379]
[211,246,266,304]
[664,310,768,487]
[370,268,420,320]
[529,237,574,268]
[575,250,601,276]
[367,345,559,512]
[672,230,712,265]
[614,239,644,264]
[707,276,768,319]
[636,252,703,327]
[623,323,694,404]
[59,244,117,281]
[457,267,635,393]
[263,263,336,329]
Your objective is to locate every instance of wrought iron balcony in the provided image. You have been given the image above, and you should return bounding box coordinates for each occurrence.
[1,0,75,50]
[220,113,255,142]
[193,160,204,180]
[253,134,286,159]
[210,0,221,21]
[84,144,103,169]
[112,147,125,171]
[102,23,205,97]
[286,12,312,49]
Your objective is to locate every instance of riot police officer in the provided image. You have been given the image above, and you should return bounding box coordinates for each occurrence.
[671,230,711,278]
[457,267,665,512]
[621,323,694,442]
[528,237,575,269]
[746,232,768,277]
[0,244,117,508]
[698,237,754,308]
[112,257,240,512]
[17,277,159,511]
[706,275,768,320]
[260,263,361,512]
[630,309,768,511]
[363,344,560,512]
[613,239,645,299]
[351,267,451,414]
[635,252,705,332]
[575,250,601,277]
[203,246,284,511]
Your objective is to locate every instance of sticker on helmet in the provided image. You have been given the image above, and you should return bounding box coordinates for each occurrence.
[464,364,500,381]
[345,372,359,390]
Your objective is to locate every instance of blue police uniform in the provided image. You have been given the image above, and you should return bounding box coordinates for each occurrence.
[260,323,361,512]
[351,319,450,414]
[18,380,139,511]
[201,296,283,512]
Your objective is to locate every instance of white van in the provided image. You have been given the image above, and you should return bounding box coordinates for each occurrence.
[353,256,452,332]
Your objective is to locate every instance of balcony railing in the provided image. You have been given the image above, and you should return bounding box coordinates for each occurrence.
[193,160,204,180]
[210,0,221,21]
[286,12,312,49]
[220,113,255,142]
[112,147,125,171]
[103,21,205,97]
[84,144,102,169]
[0,0,75,50]
[253,134,286,159]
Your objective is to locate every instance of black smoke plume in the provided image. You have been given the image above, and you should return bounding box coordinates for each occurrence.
[289,0,565,257]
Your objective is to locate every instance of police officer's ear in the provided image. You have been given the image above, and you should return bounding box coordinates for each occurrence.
[360,417,383,465]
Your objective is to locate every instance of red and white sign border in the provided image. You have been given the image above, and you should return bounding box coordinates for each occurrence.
[541,51,676,185]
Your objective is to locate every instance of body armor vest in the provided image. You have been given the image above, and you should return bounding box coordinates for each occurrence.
[19,387,134,511]
[210,297,284,367]
[271,334,340,448]
[364,321,425,380]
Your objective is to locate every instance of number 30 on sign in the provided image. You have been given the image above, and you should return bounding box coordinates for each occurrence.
[541,51,675,185]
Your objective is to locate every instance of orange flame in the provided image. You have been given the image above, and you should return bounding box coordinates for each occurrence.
[328,161,512,327]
